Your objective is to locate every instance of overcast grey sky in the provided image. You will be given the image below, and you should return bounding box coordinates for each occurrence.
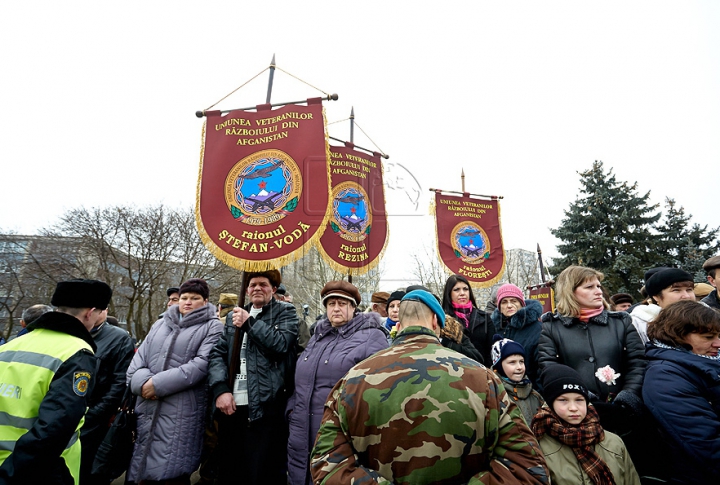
[2,1,719,288]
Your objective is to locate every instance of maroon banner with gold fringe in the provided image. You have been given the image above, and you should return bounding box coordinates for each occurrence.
[315,143,388,275]
[433,192,506,287]
[196,99,331,271]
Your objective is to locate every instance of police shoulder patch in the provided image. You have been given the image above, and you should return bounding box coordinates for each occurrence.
[73,371,91,397]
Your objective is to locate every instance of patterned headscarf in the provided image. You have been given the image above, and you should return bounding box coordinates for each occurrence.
[532,405,616,485]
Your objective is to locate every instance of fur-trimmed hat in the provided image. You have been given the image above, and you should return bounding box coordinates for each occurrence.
[246,269,282,288]
[491,335,526,371]
[540,364,589,405]
[645,268,694,297]
[51,279,113,310]
[496,284,526,307]
[321,280,361,307]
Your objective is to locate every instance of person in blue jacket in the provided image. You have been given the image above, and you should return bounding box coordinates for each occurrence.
[643,299,720,484]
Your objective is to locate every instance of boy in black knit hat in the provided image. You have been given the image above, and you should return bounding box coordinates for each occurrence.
[532,364,640,485]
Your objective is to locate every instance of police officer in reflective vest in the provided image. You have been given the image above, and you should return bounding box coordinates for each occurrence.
[0,279,111,485]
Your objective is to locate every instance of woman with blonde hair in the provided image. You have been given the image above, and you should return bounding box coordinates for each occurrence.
[537,266,649,474]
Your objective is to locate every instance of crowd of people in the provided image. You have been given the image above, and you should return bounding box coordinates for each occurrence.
[0,256,719,485]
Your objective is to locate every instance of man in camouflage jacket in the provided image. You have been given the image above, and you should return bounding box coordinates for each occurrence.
[310,290,549,485]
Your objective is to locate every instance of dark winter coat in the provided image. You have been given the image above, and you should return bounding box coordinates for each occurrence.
[500,376,545,426]
[84,323,135,431]
[701,289,720,310]
[643,344,720,484]
[126,303,223,482]
[537,310,646,400]
[286,313,388,485]
[445,306,496,365]
[208,297,299,422]
[81,322,135,481]
[492,299,543,383]
[440,316,484,364]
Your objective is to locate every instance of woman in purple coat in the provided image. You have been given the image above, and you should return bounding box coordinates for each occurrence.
[286,281,389,485]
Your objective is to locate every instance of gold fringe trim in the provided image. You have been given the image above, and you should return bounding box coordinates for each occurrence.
[431,194,507,289]
[195,105,334,272]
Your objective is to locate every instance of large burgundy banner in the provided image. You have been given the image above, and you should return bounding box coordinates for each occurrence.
[196,99,330,270]
[433,192,506,287]
[316,143,388,275]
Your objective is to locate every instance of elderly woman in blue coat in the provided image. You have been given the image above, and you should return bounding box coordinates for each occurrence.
[126,278,223,484]
[643,300,720,484]
[286,280,388,485]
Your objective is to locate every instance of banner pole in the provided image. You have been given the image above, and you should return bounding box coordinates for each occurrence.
[350,107,355,143]
[328,136,389,159]
[429,188,504,200]
[196,93,339,118]
[537,244,547,283]
[347,106,355,285]
[266,54,276,104]
[461,169,465,193]
[228,271,248,388]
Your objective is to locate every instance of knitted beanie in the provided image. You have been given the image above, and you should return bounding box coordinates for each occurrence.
[496,284,526,307]
[490,335,526,370]
[539,364,589,405]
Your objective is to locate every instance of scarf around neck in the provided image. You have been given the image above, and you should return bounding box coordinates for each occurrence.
[652,339,720,361]
[579,306,604,322]
[532,405,615,485]
[451,301,473,328]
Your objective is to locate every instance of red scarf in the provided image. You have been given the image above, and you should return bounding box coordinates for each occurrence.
[579,307,603,322]
[451,301,473,328]
[532,406,615,485]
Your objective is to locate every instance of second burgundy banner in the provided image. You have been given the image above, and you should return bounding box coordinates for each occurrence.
[315,143,388,275]
[433,192,506,287]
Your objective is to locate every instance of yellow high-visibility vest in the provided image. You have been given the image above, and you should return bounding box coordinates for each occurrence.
[0,328,93,484]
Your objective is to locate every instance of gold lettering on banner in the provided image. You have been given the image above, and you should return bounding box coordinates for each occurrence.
[438,197,493,220]
[218,221,309,254]
[458,265,492,280]
[337,251,368,262]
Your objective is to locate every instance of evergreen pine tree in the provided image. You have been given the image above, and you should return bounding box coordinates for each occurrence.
[549,161,661,294]
[654,197,720,281]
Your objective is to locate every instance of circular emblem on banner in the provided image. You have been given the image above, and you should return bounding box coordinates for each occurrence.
[451,222,490,263]
[329,182,372,242]
[224,150,302,226]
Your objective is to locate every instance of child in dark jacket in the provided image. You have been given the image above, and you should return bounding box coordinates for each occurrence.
[532,364,640,485]
[491,336,544,426]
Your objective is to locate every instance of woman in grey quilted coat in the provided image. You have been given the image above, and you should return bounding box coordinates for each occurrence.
[126,278,223,484]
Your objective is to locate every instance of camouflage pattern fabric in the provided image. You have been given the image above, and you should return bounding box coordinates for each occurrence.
[310,326,550,485]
